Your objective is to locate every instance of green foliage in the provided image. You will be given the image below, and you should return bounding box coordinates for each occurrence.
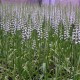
[0,12,80,80]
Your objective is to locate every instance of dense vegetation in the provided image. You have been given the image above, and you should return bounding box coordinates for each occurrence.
[0,4,80,80]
